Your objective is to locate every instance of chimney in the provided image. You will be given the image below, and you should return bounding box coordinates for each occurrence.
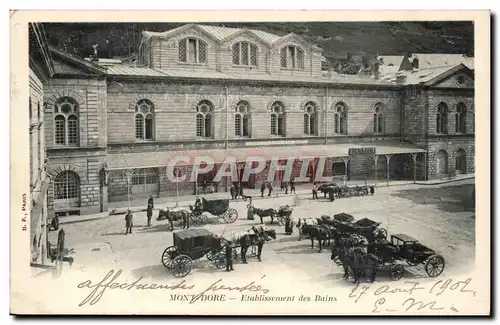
[412,57,419,70]
[396,75,407,85]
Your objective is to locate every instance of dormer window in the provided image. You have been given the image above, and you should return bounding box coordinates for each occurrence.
[179,38,207,64]
[280,45,304,69]
[232,42,258,66]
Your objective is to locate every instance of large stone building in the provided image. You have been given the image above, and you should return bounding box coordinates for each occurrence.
[29,23,53,264]
[40,24,475,218]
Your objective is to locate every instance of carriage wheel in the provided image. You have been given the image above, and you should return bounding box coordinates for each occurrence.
[161,246,179,268]
[170,255,193,278]
[223,208,238,224]
[377,228,388,240]
[363,188,369,195]
[425,255,445,277]
[214,253,226,269]
[389,264,404,281]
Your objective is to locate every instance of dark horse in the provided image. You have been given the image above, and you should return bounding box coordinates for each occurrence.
[230,227,277,258]
[157,207,190,231]
[330,235,378,284]
[300,223,333,253]
[247,203,277,225]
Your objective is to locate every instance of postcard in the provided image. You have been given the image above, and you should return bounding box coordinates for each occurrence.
[10,10,490,315]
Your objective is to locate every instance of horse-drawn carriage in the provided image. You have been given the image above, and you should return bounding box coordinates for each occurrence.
[375,233,445,278]
[157,194,238,231]
[161,228,227,278]
[338,184,373,197]
[323,213,388,243]
[246,197,293,225]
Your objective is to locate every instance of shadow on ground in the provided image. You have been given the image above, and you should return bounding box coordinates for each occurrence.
[390,184,475,213]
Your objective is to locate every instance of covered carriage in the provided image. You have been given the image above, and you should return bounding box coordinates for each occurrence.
[161,228,227,278]
[190,194,238,224]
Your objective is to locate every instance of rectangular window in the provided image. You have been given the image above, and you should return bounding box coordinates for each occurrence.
[250,45,257,66]
[278,116,285,136]
[196,115,204,137]
[54,118,65,145]
[145,117,154,139]
[271,115,277,135]
[242,116,249,137]
[179,40,187,62]
[188,39,197,63]
[67,118,78,145]
[235,114,241,136]
[241,42,249,66]
[204,116,212,138]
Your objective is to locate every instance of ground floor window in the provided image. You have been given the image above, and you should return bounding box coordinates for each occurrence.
[131,168,158,195]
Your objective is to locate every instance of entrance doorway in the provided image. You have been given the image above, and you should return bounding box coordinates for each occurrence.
[455,149,467,174]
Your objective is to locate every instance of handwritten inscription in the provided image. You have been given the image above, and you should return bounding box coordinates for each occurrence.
[348,278,476,313]
[21,193,27,231]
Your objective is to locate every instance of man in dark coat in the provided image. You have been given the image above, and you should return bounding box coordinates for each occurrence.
[260,182,266,197]
[312,183,318,200]
[148,195,154,209]
[146,203,153,227]
[240,233,250,264]
[329,189,335,202]
[290,178,296,194]
[370,186,375,196]
[125,210,133,235]
[284,216,293,235]
[230,184,236,200]
[225,241,234,272]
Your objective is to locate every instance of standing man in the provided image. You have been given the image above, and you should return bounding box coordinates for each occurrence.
[146,203,153,227]
[290,177,296,194]
[370,186,375,196]
[230,183,236,200]
[125,210,133,235]
[267,182,273,197]
[148,195,154,209]
[312,183,318,200]
[225,241,234,272]
[240,232,250,264]
[260,182,266,198]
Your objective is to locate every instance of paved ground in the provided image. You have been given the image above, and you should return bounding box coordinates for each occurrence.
[49,179,475,285]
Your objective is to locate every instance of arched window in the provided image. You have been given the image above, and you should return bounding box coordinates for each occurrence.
[54,170,80,200]
[436,102,448,134]
[455,102,467,133]
[179,38,207,64]
[232,42,258,66]
[373,102,385,134]
[235,101,251,137]
[270,102,285,136]
[303,102,318,135]
[54,97,79,146]
[333,102,348,135]
[135,99,155,140]
[196,100,213,138]
[280,45,304,69]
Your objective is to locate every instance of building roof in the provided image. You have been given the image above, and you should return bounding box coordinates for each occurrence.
[411,54,474,70]
[106,141,425,170]
[377,55,405,77]
[141,24,282,45]
[381,64,469,86]
[105,65,399,87]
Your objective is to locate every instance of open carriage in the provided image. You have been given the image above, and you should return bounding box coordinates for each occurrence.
[338,184,373,198]
[161,228,227,278]
[190,194,239,224]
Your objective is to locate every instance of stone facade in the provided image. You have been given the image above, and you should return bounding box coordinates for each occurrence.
[42,25,475,216]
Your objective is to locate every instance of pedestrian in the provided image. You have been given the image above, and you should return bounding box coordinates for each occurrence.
[239,184,245,200]
[328,189,335,202]
[260,182,266,197]
[256,235,265,262]
[312,183,318,200]
[225,241,234,272]
[284,215,293,235]
[240,233,250,264]
[125,210,133,235]
[230,183,236,200]
[283,181,288,194]
[267,182,273,197]
[290,178,296,194]
[234,183,240,199]
[148,195,154,209]
[146,203,153,227]
[370,186,375,196]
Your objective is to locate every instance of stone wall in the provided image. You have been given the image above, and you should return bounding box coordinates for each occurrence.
[427,137,475,179]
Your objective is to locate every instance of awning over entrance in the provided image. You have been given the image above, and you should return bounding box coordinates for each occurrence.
[106,141,425,170]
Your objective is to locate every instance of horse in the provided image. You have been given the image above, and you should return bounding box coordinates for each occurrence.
[300,221,334,253]
[247,203,277,225]
[157,207,190,231]
[330,235,377,284]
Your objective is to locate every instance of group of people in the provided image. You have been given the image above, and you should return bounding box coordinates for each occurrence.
[124,195,155,235]
[229,183,246,200]
[224,227,267,272]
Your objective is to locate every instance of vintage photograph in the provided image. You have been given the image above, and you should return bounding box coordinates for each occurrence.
[13,11,489,315]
